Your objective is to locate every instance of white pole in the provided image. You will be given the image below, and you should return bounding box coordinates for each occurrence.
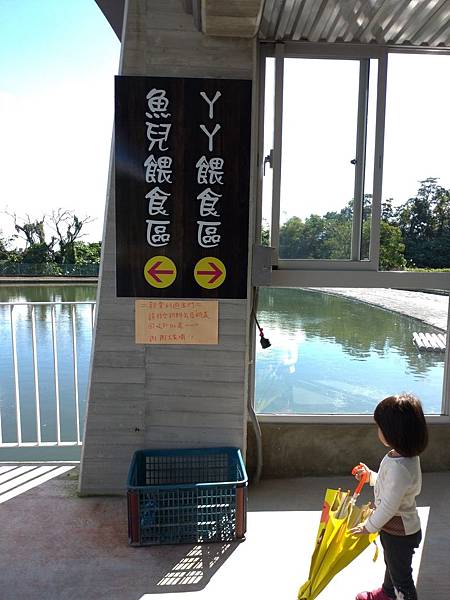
[71,305,81,445]
[31,305,42,445]
[51,305,61,445]
[10,305,22,445]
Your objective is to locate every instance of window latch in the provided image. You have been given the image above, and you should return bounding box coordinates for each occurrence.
[350,158,357,165]
[264,149,274,175]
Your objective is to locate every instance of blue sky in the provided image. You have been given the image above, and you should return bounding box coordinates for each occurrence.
[264,53,450,223]
[1,2,449,241]
[0,0,120,242]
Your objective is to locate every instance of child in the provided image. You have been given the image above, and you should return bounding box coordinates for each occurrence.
[349,393,428,600]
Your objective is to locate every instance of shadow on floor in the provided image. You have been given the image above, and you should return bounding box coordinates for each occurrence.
[0,466,242,599]
[412,473,450,598]
[248,473,374,512]
[1,467,449,599]
[141,541,240,593]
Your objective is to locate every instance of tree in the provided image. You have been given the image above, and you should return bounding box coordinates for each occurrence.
[261,219,270,246]
[0,231,11,261]
[72,241,101,266]
[49,209,94,265]
[272,192,408,266]
[7,212,56,262]
[323,219,351,259]
[381,197,395,222]
[279,216,303,258]
[390,178,450,268]
[379,221,406,270]
[2,209,94,266]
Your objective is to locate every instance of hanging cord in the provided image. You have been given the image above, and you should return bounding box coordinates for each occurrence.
[248,287,270,484]
[253,313,271,349]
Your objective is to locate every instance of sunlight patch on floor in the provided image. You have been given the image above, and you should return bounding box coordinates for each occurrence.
[0,464,75,503]
[137,507,430,600]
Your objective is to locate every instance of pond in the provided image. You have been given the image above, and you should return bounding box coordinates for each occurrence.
[0,285,97,460]
[255,288,445,415]
[0,285,445,460]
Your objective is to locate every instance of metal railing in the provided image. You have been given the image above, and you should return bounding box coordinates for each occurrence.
[0,302,95,449]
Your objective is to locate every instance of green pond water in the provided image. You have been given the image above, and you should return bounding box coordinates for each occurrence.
[0,285,96,460]
[0,285,444,459]
[255,288,444,415]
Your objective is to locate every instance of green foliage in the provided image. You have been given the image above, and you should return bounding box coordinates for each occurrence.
[0,210,99,276]
[261,219,270,247]
[0,235,9,261]
[21,242,54,264]
[390,178,450,268]
[379,221,406,270]
[270,179,449,270]
[72,241,101,266]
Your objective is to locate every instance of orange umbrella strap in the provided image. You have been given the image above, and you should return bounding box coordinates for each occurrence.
[351,464,369,496]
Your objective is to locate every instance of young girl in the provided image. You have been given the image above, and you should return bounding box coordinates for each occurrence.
[350,393,428,600]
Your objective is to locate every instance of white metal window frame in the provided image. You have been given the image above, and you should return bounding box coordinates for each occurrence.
[254,41,450,422]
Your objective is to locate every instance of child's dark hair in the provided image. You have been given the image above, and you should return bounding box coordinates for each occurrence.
[374,393,428,457]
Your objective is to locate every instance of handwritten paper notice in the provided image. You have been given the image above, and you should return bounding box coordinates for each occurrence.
[135,300,218,345]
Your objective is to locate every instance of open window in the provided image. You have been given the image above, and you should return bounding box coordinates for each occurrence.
[262,44,385,270]
[255,44,450,419]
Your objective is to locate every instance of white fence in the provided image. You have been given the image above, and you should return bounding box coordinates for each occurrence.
[0,302,95,450]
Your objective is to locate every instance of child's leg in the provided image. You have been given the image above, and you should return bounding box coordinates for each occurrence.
[381,566,395,598]
[379,535,395,597]
[379,530,422,600]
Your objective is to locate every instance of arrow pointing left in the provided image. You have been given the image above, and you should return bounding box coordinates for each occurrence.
[144,256,177,289]
[147,261,174,283]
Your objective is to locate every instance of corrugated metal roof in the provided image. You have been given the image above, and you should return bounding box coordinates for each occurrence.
[259,0,450,46]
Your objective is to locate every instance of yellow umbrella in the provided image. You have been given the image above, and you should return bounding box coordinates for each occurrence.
[298,469,379,600]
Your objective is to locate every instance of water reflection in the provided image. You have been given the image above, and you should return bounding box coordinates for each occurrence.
[255,288,444,415]
[0,286,97,459]
[0,284,97,304]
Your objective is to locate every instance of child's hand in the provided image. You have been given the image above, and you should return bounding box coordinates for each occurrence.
[348,524,369,535]
[353,463,370,482]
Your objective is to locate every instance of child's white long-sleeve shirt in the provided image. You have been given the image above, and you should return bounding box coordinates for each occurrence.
[364,452,422,535]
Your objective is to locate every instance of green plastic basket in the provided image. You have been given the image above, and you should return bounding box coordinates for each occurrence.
[127,447,248,546]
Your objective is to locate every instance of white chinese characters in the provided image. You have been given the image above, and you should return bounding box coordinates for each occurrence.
[146,89,171,119]
[144,88,173,247]
[197,90,224,249]
[146,220,170,247]
[196,156,224,185]
[197,221,221,248]
[144,156,173,184]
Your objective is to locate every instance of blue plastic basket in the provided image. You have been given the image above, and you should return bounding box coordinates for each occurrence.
[127,447,248,546]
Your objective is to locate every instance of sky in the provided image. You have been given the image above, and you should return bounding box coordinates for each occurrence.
[0,0,121,244]
[263,52,450,224]
[0,2,449,244]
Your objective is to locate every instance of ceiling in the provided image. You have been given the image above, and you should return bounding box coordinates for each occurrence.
[95,0,125,39]
[260,0,450,46]
[95,0,450,47]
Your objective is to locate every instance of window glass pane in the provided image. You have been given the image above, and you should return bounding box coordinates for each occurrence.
[361,60,378,260]
[255,287,446,415]
[381,54,450,271]
[279,59,359,259]
[261,57,275,246]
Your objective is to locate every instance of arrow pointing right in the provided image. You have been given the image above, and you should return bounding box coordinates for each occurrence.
[197,261,223,284]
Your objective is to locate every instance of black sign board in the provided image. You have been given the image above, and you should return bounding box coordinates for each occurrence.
[115,76,251,298]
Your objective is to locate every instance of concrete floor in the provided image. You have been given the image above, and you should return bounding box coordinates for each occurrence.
[1,465,449,600]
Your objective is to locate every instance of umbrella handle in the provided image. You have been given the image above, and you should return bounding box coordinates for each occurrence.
[351,464,369,496]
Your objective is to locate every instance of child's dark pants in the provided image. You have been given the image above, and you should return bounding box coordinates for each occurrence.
[380,529,422,600]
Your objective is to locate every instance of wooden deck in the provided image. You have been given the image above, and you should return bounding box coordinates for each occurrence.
[413,332,447,352]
